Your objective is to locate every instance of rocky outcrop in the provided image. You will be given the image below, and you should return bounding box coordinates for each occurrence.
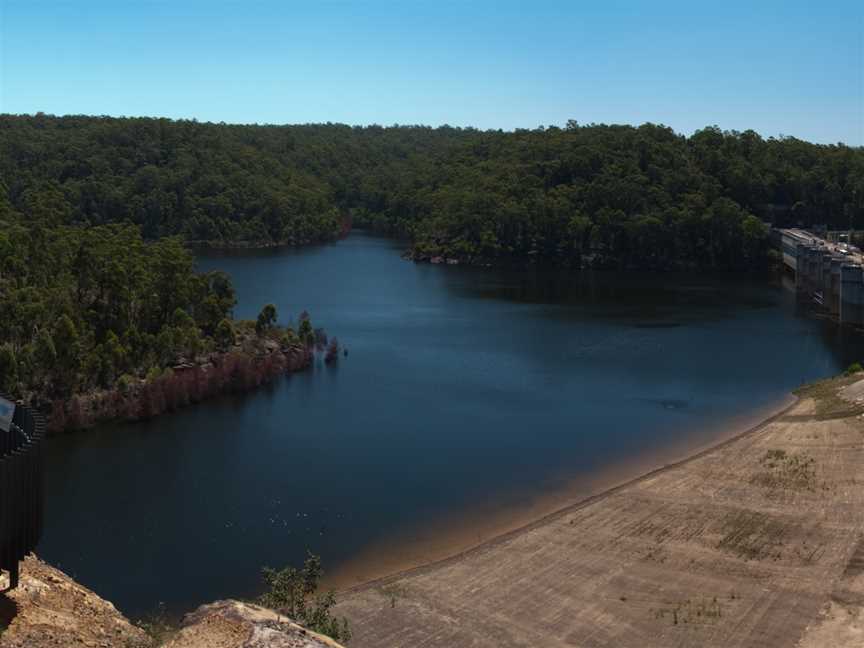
[163,600,345,648]
[0,555,150,648]
[0,558,346,648]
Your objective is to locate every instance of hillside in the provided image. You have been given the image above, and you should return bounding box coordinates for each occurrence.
[3,115,864,270]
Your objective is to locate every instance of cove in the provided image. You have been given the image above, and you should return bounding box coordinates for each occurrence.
[39,231,864,619]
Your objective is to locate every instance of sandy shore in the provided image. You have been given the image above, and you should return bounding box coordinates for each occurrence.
[327,395,795,592]
[333,376,864,647]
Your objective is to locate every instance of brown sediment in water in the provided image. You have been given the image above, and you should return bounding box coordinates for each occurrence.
[332,377,864,647]
[326,394,796,592]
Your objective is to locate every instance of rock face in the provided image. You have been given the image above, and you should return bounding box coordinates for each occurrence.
[0,555,150,648]
[0,557,345,648]
[163,600,345,648]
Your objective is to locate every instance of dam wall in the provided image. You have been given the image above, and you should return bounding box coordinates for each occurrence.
[779,228,864,326]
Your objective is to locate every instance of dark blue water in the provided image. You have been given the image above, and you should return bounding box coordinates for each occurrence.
[40,231,864,618]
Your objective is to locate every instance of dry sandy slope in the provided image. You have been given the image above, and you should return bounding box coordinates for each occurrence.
[334,377,864,648]
[0,555,150,648]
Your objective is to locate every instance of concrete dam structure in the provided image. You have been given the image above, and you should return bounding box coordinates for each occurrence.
[777,228,864,326]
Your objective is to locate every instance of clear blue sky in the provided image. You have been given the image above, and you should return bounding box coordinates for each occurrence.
[1,0,862,144]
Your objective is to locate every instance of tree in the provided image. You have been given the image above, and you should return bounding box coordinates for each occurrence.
[297,312,314,347]
[259,552,351,643]
[0,345,18,393]
[34,328,57,387]
[256,303,278,334]
[104,331,127,384]
[214,318,236,351]
[53,315,82,393]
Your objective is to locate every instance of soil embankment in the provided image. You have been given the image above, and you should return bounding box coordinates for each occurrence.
[43,340,313,434]
[334,375,864,647]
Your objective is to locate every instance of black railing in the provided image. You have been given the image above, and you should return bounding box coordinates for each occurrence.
[0,399,44,590]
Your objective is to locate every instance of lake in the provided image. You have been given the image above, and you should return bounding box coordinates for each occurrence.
[39,231,864,619]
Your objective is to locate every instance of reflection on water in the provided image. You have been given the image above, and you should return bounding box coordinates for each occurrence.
[40,231,864,617]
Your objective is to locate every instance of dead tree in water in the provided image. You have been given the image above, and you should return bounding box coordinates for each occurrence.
[325,338,340,364]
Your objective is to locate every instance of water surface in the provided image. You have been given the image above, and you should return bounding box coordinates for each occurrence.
[41,231,864,617]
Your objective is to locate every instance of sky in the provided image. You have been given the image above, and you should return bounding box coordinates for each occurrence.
[1,0,863,145]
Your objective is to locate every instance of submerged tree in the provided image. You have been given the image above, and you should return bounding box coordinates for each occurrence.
[314,327,328,351]
[325,337,340,364]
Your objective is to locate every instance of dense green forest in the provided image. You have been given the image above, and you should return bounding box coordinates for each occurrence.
[3,114,864,271]
[0,218,325,415]
[0,114,344,245]
[2,114,864,405]
[0,221,224,396]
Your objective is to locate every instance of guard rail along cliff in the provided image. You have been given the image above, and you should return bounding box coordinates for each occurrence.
[0,397,44,590]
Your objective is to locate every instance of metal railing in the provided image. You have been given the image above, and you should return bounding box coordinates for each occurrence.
[0,399,44,590]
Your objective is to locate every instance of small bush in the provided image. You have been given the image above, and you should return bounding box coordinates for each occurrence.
[135,602,177,646]
[116,373,136,394]
[846,362,864,376]
[259,552,351,643]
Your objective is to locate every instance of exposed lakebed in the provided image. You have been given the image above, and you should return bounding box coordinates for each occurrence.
[39,231,864,618]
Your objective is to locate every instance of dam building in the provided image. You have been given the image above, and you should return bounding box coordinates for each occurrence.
[776,228,864,326]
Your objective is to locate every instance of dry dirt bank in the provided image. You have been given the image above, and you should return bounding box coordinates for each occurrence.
[334,375,864,647]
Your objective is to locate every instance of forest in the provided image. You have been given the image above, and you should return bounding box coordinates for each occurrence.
[3,115,864,271]
[0,217,327,409]
[2,114,864,402]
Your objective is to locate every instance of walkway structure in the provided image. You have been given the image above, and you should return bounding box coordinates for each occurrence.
[776,228,864,325]
[0,399,44,590]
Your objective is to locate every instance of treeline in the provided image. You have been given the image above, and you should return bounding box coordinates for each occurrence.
[310,121,864,270]
[0,114,344,245]
[2,114,863,271]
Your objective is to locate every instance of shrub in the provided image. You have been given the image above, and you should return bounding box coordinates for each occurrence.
[845,362,863,376]
[116,373,136,394]
[259,552,351,643]
[281,327,300,349]
[256,303,278,334]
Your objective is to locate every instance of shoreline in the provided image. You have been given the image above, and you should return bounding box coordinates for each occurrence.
[42,342,315,435]
[334,375,864,647]
[329,393,798,594]
[186,222,351,252]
